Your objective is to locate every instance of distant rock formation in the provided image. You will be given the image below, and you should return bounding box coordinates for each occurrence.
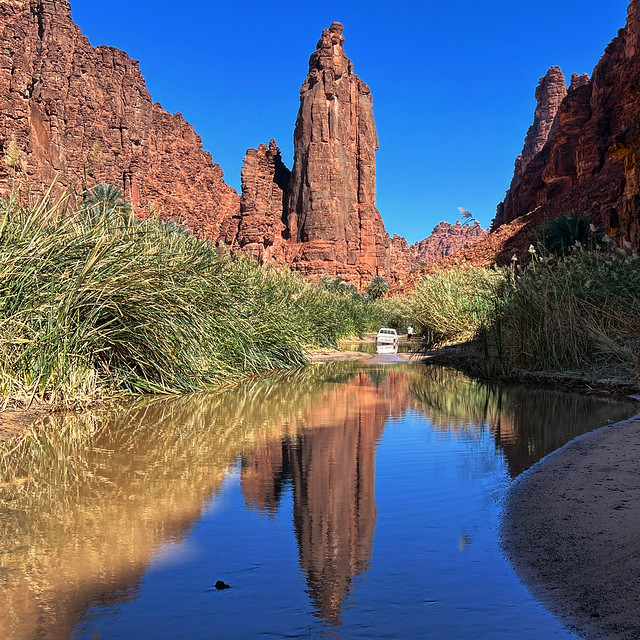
[413,220,488,265]
[491,0,640,249]
[388,221,488,282]
[0,0,239,234]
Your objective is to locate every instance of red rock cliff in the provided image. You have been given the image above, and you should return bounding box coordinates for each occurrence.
[284,22,390,287]
[493,0,640,248]
[0,0,239,235]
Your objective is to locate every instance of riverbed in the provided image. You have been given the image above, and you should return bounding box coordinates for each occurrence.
[0,361,636,639]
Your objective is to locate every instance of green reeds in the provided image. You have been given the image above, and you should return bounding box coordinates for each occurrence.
[410,265,512,346]
[0,185,372,406]
[502,247,640,373]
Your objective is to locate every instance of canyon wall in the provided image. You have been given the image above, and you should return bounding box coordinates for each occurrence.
[0,0,239,234]
[493,0,640,248]
[0,2,485,286]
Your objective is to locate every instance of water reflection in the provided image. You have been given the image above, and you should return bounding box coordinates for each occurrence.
[0,363,634,639]
[241,369,408,624]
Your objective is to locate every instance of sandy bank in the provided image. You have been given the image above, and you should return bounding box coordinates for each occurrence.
[501,405,640,640]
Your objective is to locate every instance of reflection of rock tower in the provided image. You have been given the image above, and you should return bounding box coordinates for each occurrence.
[242,371,410,624]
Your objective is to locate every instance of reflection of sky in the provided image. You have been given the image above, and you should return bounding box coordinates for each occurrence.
[73,391,581,640]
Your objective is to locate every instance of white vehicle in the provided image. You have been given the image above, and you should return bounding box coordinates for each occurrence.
[376,327,398,346]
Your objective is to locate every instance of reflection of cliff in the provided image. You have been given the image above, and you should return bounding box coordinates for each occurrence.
[0,365,359,640]
[409,366,635,477]
[242,371,410,624]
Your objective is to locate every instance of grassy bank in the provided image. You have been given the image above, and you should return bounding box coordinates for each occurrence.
[0,185,390,407]
[409,245,640,383]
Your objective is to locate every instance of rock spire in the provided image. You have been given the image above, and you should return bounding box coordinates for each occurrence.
[284,22,390,286]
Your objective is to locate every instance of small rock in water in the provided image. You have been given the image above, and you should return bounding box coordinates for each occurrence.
[214,580,231,590]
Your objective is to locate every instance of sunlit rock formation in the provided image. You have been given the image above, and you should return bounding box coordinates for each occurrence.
[0,0,239,234]
[491,0,640,248]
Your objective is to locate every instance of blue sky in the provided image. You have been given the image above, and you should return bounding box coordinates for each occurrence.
[69,0,629,244]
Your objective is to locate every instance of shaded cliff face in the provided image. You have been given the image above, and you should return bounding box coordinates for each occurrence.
[284,22,390,286]
[494,0,640,248]
[0,0,239,236]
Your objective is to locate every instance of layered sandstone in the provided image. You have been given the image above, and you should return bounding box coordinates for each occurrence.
[0,0,238,236]
[284,22,390,287]
[492,0,640,248]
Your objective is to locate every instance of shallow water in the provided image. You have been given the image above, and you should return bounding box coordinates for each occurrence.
[0,363,635,640]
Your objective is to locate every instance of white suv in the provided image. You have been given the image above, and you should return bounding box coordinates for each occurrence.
[376,327,398,346]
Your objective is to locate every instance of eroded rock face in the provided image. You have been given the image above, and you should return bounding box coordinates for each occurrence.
[284,22,390,287]
[0,0,239,236]
[493,67,568,229]
[232,139,290,263]
[493,1,640,247]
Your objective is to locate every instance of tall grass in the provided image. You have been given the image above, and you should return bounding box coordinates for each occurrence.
[502,247,640,373]
[408,245,640,379]
[0,186,370,406]
[410,266,512,346]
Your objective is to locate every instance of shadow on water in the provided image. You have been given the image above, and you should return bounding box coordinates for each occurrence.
[0,363,635,639]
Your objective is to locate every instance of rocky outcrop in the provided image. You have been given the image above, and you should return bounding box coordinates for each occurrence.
[493,67,568,229]
[231,139,290,263]
[511,67,568,191]
[413,221,488,265]
[284,22,390,287]
[0,0,238,236]
[492,0,640,248]
[388,234,421,283]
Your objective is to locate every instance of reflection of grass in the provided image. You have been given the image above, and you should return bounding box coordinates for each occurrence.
[0,363,362,639]
[409,364,636,473]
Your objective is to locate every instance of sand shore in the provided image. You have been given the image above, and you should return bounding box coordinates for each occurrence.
[501,406,640,640]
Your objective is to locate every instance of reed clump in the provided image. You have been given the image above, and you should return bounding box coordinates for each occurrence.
[0,185,370,406]
[502,246,640,373]
[409,265,512,346]
[409,242,640,380]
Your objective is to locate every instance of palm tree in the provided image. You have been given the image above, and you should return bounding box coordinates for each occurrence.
[82,182,132,223]
[366,275,389,300]
[458,207,477,226]
[533,211,605,255]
